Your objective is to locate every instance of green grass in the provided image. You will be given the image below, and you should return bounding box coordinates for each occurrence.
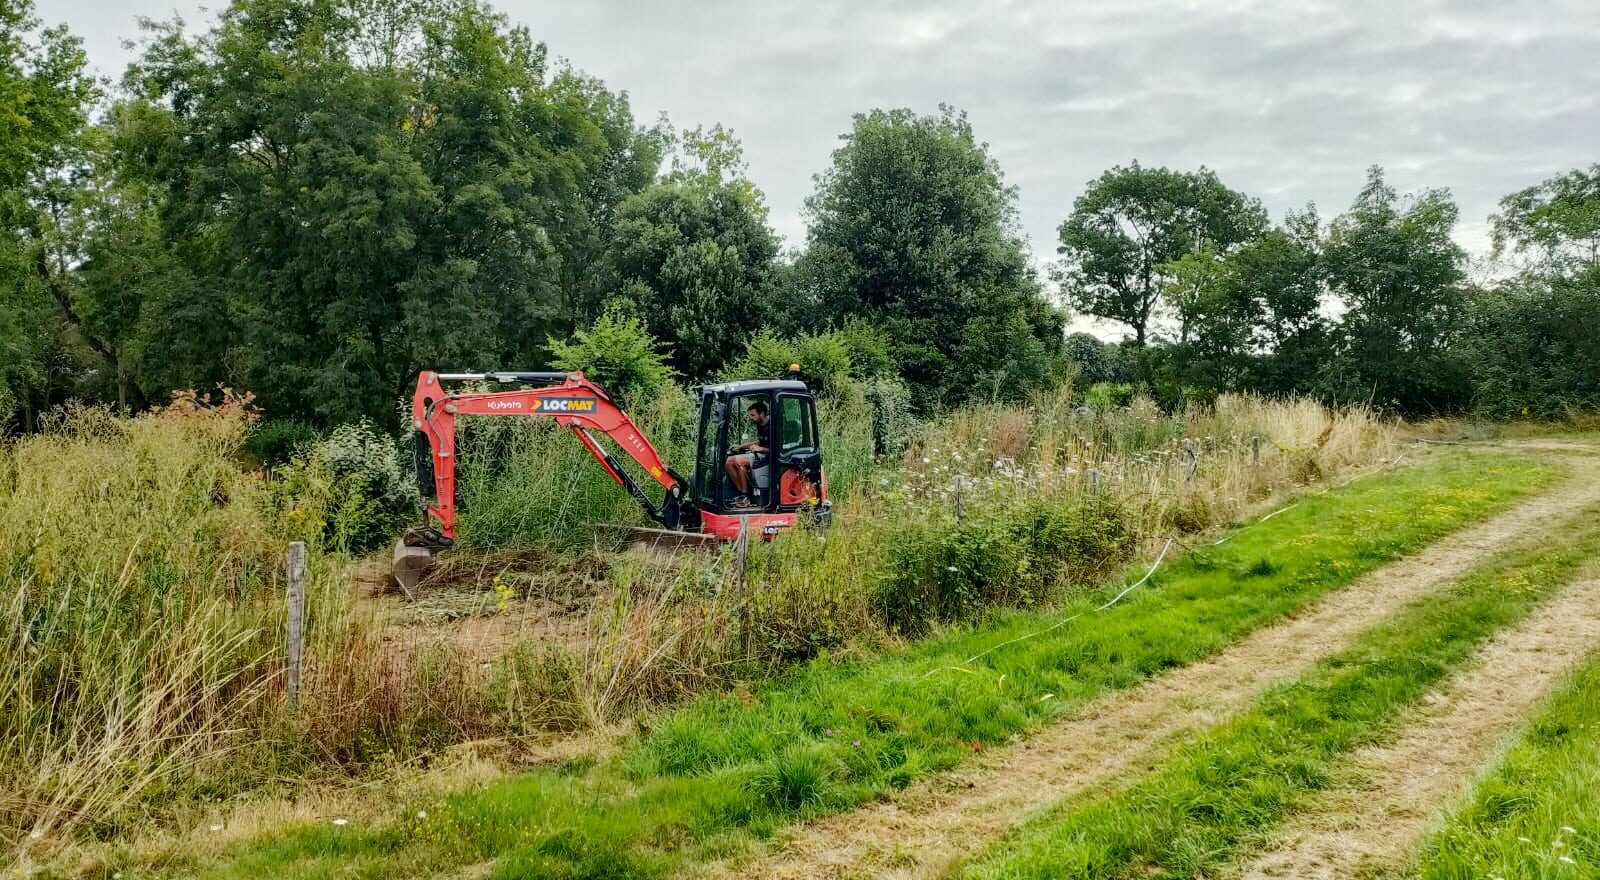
[120,451,1554,879]
[954,503,1600,880]
[1397,655,1600,879]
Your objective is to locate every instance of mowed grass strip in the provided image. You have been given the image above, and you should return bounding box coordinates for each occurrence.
[159,452,1553,880]
[1399,654,1600,880]
[955,500,1600,880]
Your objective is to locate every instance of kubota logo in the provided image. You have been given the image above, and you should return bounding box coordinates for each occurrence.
[486,400,525,411]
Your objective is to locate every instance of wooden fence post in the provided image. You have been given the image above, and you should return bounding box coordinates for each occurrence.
[1252,434,1263,467]
[732,520,751,654]
[1089,467,1101,490]
[286,541,306,712]
[1184,441,1198,483]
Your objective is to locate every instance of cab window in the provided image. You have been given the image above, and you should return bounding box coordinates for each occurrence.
[730,393,772,449]
[778,395,817,453]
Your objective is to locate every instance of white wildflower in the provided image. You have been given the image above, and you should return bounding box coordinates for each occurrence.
[209,823,223,832]
[417,810,428,819]
[332,818,349,826]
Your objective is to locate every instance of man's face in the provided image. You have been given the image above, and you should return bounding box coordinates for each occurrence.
[748,407,767,428]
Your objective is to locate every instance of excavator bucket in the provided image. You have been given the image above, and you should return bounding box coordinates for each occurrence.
[391,541,436,597]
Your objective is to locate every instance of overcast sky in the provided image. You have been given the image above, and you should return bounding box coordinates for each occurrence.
[39,0,1600,277]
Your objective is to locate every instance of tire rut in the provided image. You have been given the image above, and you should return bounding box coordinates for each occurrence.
[698,453,1600,880]
[1232,568,1600,880]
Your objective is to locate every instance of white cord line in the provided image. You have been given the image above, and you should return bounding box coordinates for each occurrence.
[1207,451,1408,547]
[924,536,1176,677]
[1210,502,1299,546]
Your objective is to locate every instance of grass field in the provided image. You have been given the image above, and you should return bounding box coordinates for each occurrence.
[955,500,1600,880]
[1400,656,1600,879]
[78,450,1555,879]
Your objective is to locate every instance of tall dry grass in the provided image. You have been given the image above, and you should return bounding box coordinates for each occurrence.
[0,396,445,854]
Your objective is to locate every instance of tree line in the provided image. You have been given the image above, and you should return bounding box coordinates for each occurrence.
[4,0,1598,432]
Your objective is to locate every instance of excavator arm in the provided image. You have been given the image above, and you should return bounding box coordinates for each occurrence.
[407,370,688,545]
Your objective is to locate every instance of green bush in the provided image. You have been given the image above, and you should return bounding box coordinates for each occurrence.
[549,306,675,409]
[864,377,914,457]
[1083,382,1136,409]
[723,320,893,398]
[270,422,416,553]
[247,418,321,466]
[1461,271,1600,419]
[725,329,850,394]
[877,495,1133,634]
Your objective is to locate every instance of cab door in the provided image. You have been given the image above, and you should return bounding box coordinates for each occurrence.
[775,393,823,508]
[690,391,727,508]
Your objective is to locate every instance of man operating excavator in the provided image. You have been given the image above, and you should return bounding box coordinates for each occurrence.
[724,399,771,509]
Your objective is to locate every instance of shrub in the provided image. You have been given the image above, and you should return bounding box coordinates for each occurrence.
[1065,332,1114,383]
[270,422,416,554]
[1461,271,1600,419]
[723,320,893,398]
[1083,382,1137,409]
[725,328,851,394]
[247,418,321,466]
[549,306,675,408]
[864,377,914,457]
[877,496,1134,634]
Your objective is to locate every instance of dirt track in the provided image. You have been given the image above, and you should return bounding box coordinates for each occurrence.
[1233,567,1600,880]
[700,451,1600,880]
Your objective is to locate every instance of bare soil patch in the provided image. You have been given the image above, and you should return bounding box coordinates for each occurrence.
[1232,569,1600,880]
[699,454,1600,880]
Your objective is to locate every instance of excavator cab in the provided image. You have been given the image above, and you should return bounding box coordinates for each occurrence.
[688,379,831,539]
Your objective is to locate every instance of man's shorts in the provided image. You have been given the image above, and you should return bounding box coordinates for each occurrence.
[731,452,769,487]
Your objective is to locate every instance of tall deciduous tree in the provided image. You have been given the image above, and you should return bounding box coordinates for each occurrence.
[1491,164,1600,272]
[117,0,663,424]
[802,106,1064,406]
[1465,165,1600,417]
[1055,163,1267,345]
[1232,208,1333,394]
[0,0,98,429]
[606,126,780,381]
[1460,268,1600,418]
[1322,167,1468,413]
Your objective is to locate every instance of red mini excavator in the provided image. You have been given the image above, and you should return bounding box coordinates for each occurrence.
[393,370,831,590]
